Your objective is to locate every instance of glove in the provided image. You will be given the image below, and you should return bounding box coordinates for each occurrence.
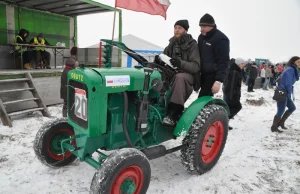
[154,55,161,64]
[169,58,181,68]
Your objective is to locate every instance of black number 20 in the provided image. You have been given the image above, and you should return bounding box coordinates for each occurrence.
[75,95,88,120]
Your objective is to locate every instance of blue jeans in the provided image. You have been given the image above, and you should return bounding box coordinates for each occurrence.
[270,78,275,86]
[263,77,270,89]
[276,96,296,117]
[246,77,249,86]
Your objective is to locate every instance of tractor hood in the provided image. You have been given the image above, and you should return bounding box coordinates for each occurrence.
[91,67,146,91]
[68,66,161,94]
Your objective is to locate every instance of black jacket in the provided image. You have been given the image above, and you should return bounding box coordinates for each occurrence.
[164,34,200,74]
[198,26,230,82]
[164,34,201,91]
[249,65,258,80]
[223,62,242,102]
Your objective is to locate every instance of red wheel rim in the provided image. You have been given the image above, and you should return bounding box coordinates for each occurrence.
[111,166,144,194]
[47,128,75,160]
[201,121,224,164]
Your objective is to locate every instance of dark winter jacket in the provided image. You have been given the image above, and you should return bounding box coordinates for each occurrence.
[197,26,230,82]
[16,29,29,44]
[249,65,258,80]
[164,34,201,74]
[164,33,201,90]
[223,62,242,102]
[60,63,76,101]
[278,64,299,97]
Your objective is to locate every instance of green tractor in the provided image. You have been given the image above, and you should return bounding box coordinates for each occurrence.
[34,40,229,194]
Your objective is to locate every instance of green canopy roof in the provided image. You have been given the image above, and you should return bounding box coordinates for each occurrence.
[1,0,118,16]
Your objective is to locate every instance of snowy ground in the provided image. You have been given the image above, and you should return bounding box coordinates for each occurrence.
[1,82,300,194]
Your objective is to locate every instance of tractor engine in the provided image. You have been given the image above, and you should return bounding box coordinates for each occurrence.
[67,65,167,157]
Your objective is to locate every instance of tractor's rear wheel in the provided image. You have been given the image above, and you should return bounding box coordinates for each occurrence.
[34,117,77,168]
[90,148,151,194]
[181,104,228,174]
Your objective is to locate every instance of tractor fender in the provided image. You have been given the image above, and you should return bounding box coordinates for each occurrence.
[173,96,230,137]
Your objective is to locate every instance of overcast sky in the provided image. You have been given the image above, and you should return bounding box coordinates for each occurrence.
[78,0,300,62]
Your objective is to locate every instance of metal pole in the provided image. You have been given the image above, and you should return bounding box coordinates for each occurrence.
[111,0,117,41]
[98,41,102,68]
[118,10,122,67]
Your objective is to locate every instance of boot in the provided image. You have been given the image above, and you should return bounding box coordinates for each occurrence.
[271,115,283,133]
[24,63,32,70]
[163,103,183,127]
[278,110,292,129]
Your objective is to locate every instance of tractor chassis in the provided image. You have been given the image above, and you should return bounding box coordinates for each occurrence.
[59,134,186,169]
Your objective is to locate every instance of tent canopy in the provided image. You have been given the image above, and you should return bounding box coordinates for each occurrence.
[2,0,117,16]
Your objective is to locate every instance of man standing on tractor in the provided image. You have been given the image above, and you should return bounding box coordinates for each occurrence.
[155,20,201,127]
[30,33,51,69]
[197,13,230,97]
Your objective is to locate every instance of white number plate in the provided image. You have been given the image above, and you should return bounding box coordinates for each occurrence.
[74,88,88,121]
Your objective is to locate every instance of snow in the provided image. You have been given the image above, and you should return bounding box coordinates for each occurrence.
[1,82,300,194]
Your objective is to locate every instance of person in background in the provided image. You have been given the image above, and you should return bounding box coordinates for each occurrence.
[260,62,265,77]
[260,64,266,88]
[241,67,247,83]
[263,64,271,90]
[30,33,51,69]
[197,13,230,97]
[277,63,284,76]
[247,62,258,92]
[60,47,78,117]
[223,58,246,130]
[271,56,300,133]
[270,65,276,88]
[14,28,33,69]
[245,61,252,86]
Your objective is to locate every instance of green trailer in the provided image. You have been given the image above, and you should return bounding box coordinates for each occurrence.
[0,0,123,68]
[34,40,230,194]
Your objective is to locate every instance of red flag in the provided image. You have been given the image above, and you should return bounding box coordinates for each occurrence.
[115,0,171,19]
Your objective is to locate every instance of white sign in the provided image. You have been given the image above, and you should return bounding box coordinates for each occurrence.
[105,75,130,87]
[74,88,88,121]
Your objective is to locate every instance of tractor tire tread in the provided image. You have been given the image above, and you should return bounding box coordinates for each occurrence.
[180,104,228,175]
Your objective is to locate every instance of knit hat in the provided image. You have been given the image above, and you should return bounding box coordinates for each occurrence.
[38,33,44,38]
[199,13,215,26]
[174,20,189,31]
[70,47,78,55]
[235,58,246,66]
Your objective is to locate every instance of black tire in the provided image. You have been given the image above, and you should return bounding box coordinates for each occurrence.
[34,117,77,168]
[181,104,228,174]
[90,148,151,194]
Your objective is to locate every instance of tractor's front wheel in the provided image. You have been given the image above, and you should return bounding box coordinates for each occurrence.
[90,148,151,194]
[181,104,228,174]
[34,117,77,168]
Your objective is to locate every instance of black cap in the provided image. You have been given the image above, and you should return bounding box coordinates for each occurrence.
[199,13,215,26]
[174,20,189,31]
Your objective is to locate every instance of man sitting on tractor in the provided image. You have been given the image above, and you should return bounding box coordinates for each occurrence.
[155,20,201,127]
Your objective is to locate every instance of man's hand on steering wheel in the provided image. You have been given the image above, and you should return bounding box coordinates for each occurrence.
[169,58,181,68]
[154,55,162,65]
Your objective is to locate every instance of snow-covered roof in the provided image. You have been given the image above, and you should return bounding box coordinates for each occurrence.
[87,34,164,51]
